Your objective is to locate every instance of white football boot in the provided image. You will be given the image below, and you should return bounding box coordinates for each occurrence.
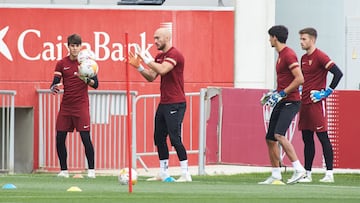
[57,170,69,178]
[258,176,285,185]
[176,172,192,182]
[319,174,334,183]
[87,169,96,178]
[287,169,306,184]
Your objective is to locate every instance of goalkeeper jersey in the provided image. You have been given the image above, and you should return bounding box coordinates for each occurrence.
[155,47,186,104]
[276,47,301,102]
[300,48,334,104]
[54,56,90,115]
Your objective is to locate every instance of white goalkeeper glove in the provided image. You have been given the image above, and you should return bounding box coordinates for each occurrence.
[260,91,273,106]
[264,90,287,107]
[50,83,62,95]
[74,71,91,84]
[310,87,333,103]
[134,44,154,65]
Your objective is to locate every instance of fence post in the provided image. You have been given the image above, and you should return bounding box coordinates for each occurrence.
[198,88,206,175]
[9,92,16,174]
[132,94,137,170]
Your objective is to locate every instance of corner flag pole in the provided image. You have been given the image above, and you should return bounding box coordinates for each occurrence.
[124,32,133,193]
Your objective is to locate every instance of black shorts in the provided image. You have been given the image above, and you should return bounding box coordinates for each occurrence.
[266,101,300,141]
[154,102,186,146]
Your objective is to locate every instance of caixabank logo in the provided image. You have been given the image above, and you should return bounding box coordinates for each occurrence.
[0,26,13,61]
[0,26,155,62]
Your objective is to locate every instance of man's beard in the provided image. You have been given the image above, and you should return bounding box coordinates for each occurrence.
[157,44,165,51]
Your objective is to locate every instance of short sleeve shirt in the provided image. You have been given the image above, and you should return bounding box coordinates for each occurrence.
[276,47,301,101]
[155,47,186,104]
[300,48,334,104]
[54,56,89,115]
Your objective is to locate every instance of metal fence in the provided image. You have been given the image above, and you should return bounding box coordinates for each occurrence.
[0,90,16,173]
[37,89,137,171]
[133,92,201,171]
[37,89,203,172]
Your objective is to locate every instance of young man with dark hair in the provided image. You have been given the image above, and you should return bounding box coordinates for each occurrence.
[259,25,306,185]
[50,34,99,178]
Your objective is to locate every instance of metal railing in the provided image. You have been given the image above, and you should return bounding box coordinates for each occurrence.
[0,90,16,173]
[132,92,201,171]
[37,89,137,171]
[37,89,204,173]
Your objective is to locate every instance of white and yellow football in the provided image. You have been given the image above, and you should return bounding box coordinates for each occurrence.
[77,49,96,64]
[78,59,99,78]
[118,168,138,185]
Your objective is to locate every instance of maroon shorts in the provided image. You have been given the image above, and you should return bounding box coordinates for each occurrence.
[298,101,327,132]
[56,106,90,132]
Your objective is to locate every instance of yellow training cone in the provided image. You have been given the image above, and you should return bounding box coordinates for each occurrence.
[67,186,82,192]
[271,180,286,185]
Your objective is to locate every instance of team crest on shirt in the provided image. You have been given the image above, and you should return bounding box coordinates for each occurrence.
[309,60,312,66]
[277,58,281,64]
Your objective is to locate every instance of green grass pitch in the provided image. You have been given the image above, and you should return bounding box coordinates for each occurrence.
[1,172,360,203]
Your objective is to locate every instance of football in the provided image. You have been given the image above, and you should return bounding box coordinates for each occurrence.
[118,168,138,185]
[77,49,96,64]
[78,59,99,78]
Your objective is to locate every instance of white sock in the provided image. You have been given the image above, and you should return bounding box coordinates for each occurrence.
[180,160,189,174]
[326,170,333,176]
[271,167,282,179]
[306,170,312,178]
[88,169,95,174]
[160,159,169,175]
[292,160,304,171]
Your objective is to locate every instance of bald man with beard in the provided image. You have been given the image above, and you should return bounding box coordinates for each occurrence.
[128,28,192,182]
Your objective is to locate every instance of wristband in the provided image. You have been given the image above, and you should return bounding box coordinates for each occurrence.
[279,90,287,97]
[324,87,333,97]
[137,65,145,72]
[143,58,152,65]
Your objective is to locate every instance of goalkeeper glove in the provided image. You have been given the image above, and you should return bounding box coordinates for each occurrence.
[79,75,91,84]
[74,71,91,84]
[265,90,287,107]
[260,91,273,106]
[310,87,333,103]
[50,83,62,95]
[134,44,154,65]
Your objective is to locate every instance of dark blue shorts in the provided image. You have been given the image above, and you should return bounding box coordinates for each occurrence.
[266,101,300,141]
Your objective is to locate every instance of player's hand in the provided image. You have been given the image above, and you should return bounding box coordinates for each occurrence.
[74,71,90,84]
[310,87,333,103]
[265,90,287,107]
[134,44,154,64]
[260,90,273,106]
[128,51,141,68]
[50,83,62,95]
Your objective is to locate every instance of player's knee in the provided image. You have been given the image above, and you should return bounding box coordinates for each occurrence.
[154,138,166,146]
[56,131,67,143]
[265,135,277,142]
[169,136,182,147]
[79,131,90,136]
[79,131,93,144]
[172,142,183,149]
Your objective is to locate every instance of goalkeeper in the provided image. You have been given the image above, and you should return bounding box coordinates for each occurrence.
[259,25,306,185]
[127,28,192,182]
[50,34,99,179]
[297,28,343,183]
